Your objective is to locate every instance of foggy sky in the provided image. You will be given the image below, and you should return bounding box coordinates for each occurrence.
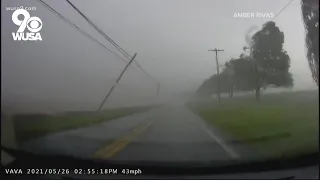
[1,0,317,113]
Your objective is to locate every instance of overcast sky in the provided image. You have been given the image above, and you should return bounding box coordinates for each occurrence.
[1,0,317,112]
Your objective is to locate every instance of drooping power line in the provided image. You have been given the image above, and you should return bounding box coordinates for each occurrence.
[37,0,161,110]
[37,0,156,84]
[272,0,295,21]
[65,0,130,59]
[64,0,159,85]
[36,0,129,64]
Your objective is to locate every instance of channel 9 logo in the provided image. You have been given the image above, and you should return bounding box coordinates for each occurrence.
[11,9,43,41]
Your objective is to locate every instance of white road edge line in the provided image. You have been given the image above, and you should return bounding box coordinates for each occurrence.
[184,106,241,159]
[200,124,240,159]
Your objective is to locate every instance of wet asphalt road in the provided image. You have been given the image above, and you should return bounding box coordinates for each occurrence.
[21,105,254,162]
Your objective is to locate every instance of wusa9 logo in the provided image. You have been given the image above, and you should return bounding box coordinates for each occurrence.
[11,9,42,41]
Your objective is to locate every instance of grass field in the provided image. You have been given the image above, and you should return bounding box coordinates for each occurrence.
[13,105,156,144]
[187,90,319,158]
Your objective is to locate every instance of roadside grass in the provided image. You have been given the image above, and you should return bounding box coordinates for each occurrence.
[13,105,157,144]
[187,90,319,158]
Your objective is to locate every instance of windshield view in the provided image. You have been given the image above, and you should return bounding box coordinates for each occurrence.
[1,0,319,177]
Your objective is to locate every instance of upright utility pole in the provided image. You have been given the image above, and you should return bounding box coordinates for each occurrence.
[97,53,138,112]
[208,48,224,104]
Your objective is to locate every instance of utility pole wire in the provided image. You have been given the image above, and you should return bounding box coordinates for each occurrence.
[133,60,158,83]
[209,48,224,105]
[65,0,159,85]
[64,0,133,63]
[36,0,129,64]
[39,0,160,106]
[38,0,156,85]
[65,0,128,59]
[272,0,295,21]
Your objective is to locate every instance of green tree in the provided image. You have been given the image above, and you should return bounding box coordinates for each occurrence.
[301,0,319,86]
[222,62,235,97]
[198,22,294,101]
[247,21,294,101]
[196,72,234,98]
[226,55,255,93]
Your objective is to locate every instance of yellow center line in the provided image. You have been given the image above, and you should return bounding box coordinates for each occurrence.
[92,120,153,159]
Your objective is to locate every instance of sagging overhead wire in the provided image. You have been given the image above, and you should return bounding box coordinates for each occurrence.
[64,0,159,85]
[36,0,129,64]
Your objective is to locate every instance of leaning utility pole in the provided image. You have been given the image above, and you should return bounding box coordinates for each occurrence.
[97,53,137,112]
[208,48,224,104]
